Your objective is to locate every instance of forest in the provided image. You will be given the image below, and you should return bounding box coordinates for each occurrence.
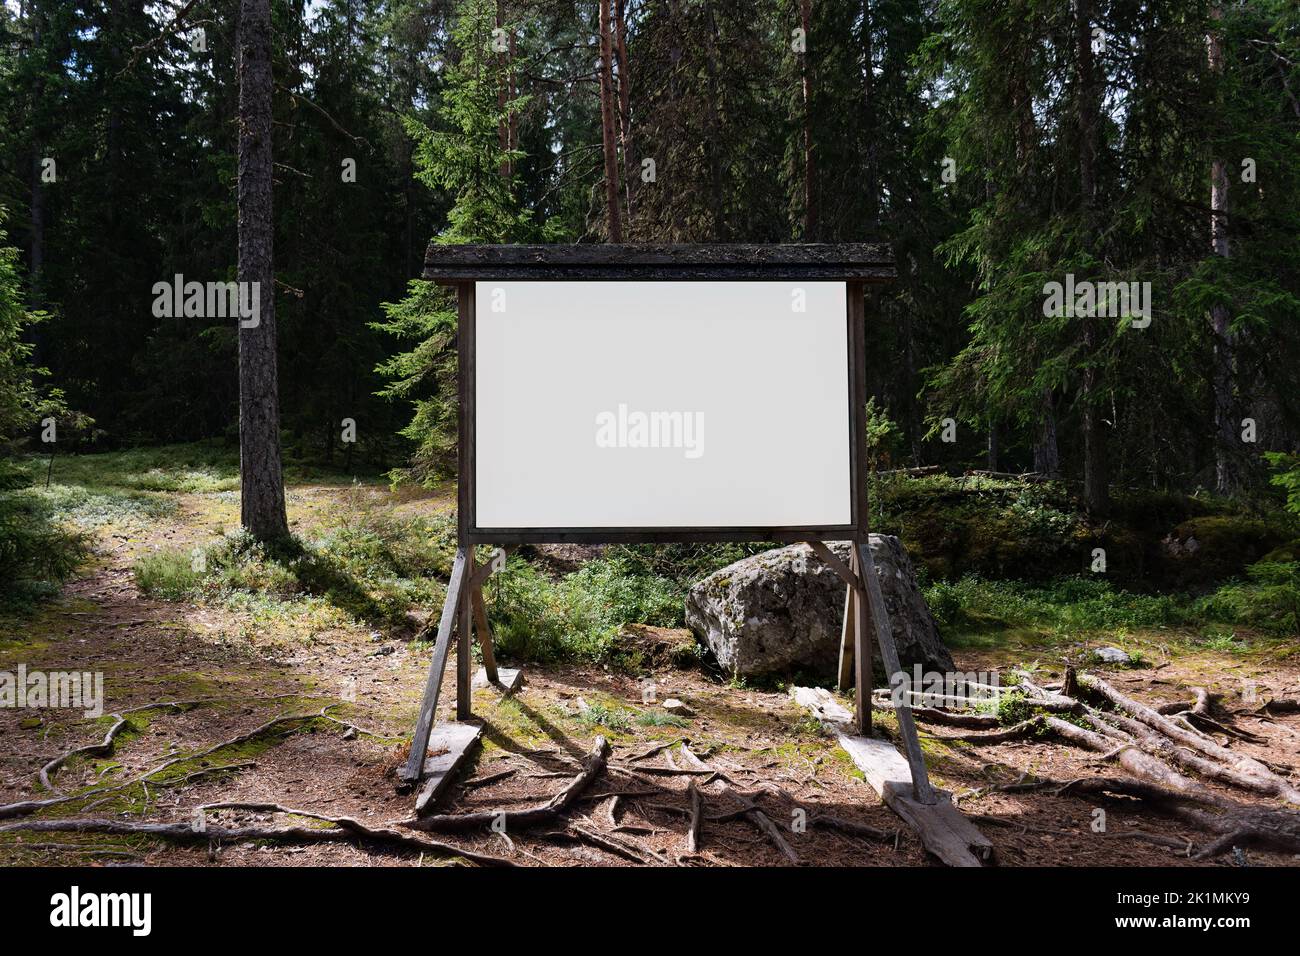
[0,0,1299,874]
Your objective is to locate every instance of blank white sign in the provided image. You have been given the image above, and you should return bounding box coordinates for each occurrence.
[474,280,852,529]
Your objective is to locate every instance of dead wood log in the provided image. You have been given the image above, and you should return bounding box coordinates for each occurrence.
[403,736,611,833]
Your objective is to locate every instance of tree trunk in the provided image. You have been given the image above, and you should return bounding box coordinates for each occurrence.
[28,3,45,310]
[238,0,290,540]
[495,0,514,179]
[1207,4,1237,495]
[597,0,623,242]
[1076,0,1108,517]
[800,0,816,239]
[860,0,877,229]
[613,0,635,223]
[1033,390,1061,478]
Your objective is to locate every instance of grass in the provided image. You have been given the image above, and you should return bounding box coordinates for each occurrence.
[635,710,690,728]
[926,567,1300,654]
[135,503,457,631]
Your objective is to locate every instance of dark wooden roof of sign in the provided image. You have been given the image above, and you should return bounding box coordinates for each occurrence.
[422,243,895,282]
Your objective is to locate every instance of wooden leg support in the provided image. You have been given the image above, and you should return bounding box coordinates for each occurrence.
[402,547,469,782]
[856,539,936,805]
[457,552,474,721]
[850,548,873,737]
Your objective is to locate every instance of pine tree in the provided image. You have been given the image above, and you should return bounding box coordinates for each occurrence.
[373,0,533,482]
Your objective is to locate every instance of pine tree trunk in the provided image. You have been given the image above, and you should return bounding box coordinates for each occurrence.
[1076,0,1108,517]
[237,0,289,541]
[28,6,45,310]
[1033,390,1061,477]
[1207,4,1238,495]
[598,0,623,242]
[613,0,635,223]
[800,0,816,239]
[860,0,878,229]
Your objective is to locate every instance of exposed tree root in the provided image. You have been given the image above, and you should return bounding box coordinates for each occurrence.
[870,695,999,729]
[401,736,611,833]
[1076,673,1300,804]
[809,813,897,844]
[0,812,515,867]
[5,709,329,822]
[968,812,1194,855]
[934,670,1300,861]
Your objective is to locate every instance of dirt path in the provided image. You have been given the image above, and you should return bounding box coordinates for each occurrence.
[2,484,1299,867]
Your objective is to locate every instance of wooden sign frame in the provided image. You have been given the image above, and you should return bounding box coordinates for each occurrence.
[400,244,936,809]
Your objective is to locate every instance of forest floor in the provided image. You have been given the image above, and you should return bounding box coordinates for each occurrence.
[2,457,1299,867]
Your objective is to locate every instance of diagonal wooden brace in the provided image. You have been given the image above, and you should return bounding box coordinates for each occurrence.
[855,539,937,805]
[401,547,469,782]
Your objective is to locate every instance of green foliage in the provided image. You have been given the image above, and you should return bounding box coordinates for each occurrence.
[1196,561,1300,636]
[635,710,689,728]
[925,574,1190,635]
[373,0,540,484]
[1265,453,1300,518]
[994,691,1034,726]
[0,480,91,611]
[0,206,44,442]
[485,553,684,663]
[132,549,201,600]
[576,702,633,733]
[864,398,903,471]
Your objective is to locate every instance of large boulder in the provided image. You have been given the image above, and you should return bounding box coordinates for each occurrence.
[684,536,954,680]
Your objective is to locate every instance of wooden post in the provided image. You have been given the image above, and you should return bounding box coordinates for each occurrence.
[837,585,855,693]
[850,547,872,736]
[847,280,872,735]
[472,586,499,684]
[457,551,474,720]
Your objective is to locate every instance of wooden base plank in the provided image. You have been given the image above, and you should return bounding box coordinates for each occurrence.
[789,686,992,867]
[472,666,523,693]
[413,722,483,815]
[836,733,992,867]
